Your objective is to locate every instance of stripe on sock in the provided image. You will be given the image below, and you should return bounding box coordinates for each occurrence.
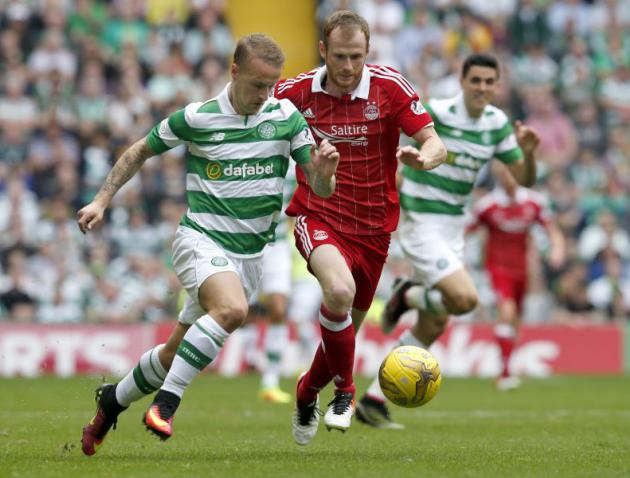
[176,339,213,370]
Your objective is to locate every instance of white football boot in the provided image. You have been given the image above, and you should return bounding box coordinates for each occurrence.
[292,373,321,445]
[324,392,355,432]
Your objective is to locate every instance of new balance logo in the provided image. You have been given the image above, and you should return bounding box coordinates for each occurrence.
[302,108,315,119]
[333,374,344,384]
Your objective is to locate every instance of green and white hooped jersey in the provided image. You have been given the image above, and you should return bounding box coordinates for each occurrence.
[146,83,313,257]
[400,93,523,216]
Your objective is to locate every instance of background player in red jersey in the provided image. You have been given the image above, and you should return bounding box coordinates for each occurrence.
[275,10,446,444]
[468,163,565,390]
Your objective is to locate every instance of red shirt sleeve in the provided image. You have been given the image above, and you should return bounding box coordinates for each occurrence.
[384,67,433,137]
[273,80,285,98]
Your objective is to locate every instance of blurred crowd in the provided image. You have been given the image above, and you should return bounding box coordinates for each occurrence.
[0,0,629,324]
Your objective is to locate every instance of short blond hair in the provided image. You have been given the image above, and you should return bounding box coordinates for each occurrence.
[322,10,370,48]
[233,33,285,68]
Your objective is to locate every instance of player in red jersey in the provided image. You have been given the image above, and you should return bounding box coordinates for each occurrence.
[468,163,565,390]
[275,10,446,444]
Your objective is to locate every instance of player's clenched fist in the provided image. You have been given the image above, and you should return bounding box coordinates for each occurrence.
[77,201,107,234]
[397,145,427,170]
[310,139,340,179]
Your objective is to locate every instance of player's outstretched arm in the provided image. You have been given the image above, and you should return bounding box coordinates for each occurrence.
[301,139,339,198]
[77,137,156,233]
[544,220,566,270]
[507,121,539,187]
[398,126,447,170]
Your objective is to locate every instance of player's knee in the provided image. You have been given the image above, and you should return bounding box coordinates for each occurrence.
[448,291,478,314]
[211,302,249,331]
[322,280,355,312]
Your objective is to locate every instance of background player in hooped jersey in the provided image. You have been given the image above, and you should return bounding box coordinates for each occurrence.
[274,10,447,444]
[357,54,541,428]
[79,34,342,455]
[468,163,565,390]
[249,162,298,404]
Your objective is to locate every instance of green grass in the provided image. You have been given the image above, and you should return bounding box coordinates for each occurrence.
[1,375,629,477]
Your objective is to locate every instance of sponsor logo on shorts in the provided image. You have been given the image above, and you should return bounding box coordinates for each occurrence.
[313,229,328,241]
[437,258,449,270]
[211,257,228,267]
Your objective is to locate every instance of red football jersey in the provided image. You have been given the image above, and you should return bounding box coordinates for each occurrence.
[275,65,433,235]
[470,187,552,276]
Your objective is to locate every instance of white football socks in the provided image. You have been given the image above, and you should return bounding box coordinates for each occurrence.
[261,323,287,389]
[116,344,167,407]
[161,314,229,398]
[405,285,448,314]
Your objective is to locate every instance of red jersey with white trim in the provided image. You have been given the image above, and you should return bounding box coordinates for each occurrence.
[470,187,552,276]
[275,65,433,235]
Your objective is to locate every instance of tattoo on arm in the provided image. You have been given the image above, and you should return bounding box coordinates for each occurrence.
[300,163,335,198]
[96,137,155,203]
[312,175,334,198]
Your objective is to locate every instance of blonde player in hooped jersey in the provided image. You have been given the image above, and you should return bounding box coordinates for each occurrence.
[78,34,341,455]
[356,54,541,428]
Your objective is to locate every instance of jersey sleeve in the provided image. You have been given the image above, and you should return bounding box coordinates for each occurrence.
[288,110,314,165]
[494,120,524,164]
[469,194,493,231]
[146,102,203,154]
[274,78,299,105]
[384,67,433,137]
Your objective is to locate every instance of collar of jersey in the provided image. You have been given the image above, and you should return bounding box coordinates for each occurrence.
[495,186,529,205]
[454,92,487,122]
[311,66,370,100]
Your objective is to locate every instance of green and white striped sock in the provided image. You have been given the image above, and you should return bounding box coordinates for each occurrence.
[116,344,167,407]
[405,285,448,314]
[161,315,229,398]
[261,324,287,389]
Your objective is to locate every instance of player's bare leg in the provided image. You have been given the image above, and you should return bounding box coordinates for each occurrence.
[360,269,477,428]
[494,298,521,391]
[144,272,248,440]
[259,293,291,404]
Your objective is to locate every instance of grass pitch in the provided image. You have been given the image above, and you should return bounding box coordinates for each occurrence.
[1,374,629,478]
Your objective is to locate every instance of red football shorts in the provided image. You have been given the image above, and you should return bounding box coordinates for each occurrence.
[488,266,527,312]
[293,214,390,311]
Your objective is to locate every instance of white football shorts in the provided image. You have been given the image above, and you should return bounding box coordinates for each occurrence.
[398,211,466,287]
[172,226,263,325]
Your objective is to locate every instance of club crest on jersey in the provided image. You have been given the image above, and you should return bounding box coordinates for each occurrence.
[481,131,491,145]
[257,122,276,139]
[364,102,379,120]
[313,229,328,241]
[411,100,426,116]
